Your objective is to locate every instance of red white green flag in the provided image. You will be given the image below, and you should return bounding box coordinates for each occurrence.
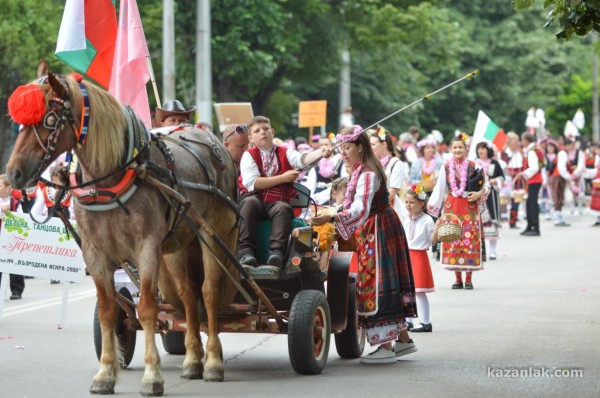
[55,0,117,89]
[468,110,507,160]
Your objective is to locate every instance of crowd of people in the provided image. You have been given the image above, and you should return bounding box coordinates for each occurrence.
[3,99,600,366]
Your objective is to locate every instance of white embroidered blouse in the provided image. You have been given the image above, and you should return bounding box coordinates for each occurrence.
[402,213,435,250]
[336,171,380,240]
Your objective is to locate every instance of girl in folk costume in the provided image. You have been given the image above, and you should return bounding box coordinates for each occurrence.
[590,144,600,226]
[543,140,560,221]
[565,140,586,215]
[549,139,574,226]
[403,185,437,333]
[428,134,489,290]
[369,127,409,219]
[31,165,73,219]
[312,126,417,364]
[305,135,346,205]
[409,138,443,196]
[475,141,505,260]
[501,132,524,229]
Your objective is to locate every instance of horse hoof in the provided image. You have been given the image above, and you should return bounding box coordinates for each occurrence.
[139,381,164,397]
[181,363,203,380]
[203,367,224,382]
[89,380,115,394]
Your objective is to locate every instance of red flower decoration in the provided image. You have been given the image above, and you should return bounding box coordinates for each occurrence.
[69,73,84,82]
[8,84,46,125]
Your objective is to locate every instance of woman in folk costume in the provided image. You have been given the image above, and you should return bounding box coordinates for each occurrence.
[369,126,409,219]
[409,137,443,196]
[475,140,505,260]
[312,126,417,364]
[428,133,489,290]
[590,143,600,226]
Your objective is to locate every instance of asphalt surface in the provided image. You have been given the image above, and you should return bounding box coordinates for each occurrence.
[0,212,598,398]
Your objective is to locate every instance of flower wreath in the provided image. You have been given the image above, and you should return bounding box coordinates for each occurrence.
[409,183,427,200]
[376,125,389,141]
[455,132,469,143]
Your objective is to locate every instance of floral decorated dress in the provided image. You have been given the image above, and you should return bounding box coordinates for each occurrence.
[336,165,417,345]
[428,159,488,271]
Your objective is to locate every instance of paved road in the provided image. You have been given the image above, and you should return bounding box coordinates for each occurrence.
[1,213,599,398]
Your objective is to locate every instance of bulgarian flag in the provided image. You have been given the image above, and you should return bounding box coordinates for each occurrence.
[55,0,151,127]
[55,0,117,89]
[468,110,508,160]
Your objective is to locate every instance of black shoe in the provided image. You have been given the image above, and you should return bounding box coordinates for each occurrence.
[593,221,600,227]
[523,230,540,236]
[555,221,571,227]
[406,321,414,331]
[519,229,530,235]
[267,250,285,268]
[10,293,22,300]
[410,323,432,333]
[452,282,464,289]
[51,280,60,284]
[509,224,518,229]
[464,282,474,290]
[239,252,258,267]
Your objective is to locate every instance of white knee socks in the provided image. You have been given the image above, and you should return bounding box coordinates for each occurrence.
[416,293,430,325]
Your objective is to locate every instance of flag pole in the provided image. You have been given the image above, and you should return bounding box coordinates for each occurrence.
[300,69,480,171]
[146,56,162,108]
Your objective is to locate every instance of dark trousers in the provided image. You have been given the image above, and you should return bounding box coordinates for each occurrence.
[0,273,25,295]
[239,195,293,255]
[525,182,541,231]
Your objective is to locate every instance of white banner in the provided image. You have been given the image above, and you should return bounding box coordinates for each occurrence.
[0,212,85,282]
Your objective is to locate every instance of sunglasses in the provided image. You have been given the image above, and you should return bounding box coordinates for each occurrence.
[224,124,248,141]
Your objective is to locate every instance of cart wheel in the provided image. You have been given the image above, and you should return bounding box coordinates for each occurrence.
[93,287,136,368]
[288,289,331,375]
[334,282,365,358]
[161,331,186,355]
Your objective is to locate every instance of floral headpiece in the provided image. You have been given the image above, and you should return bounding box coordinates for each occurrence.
[477,138,497,153]
[328,132,336,141]
[376,125,389,141]
[409,184,427,200]
[417,138,438,148]
[455,132,469,143]
[337,124,363,144]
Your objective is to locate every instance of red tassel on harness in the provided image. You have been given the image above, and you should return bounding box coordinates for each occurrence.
[8,84,46,126]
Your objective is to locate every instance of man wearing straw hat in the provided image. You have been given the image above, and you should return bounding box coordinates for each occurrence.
[155,100,196,127]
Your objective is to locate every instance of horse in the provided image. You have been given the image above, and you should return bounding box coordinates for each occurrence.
[5,61,240,396]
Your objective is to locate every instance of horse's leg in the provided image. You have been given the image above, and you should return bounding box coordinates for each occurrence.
[163,247,204,380]
[201,243,225,382]
[89,265,119,394]
[137,252,164,396]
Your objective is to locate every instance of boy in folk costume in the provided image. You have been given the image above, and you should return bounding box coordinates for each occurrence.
[238,116,329,268]
[550,139,581,226]
[517,133,544,236]
[428,133,489,290]
[501,132,524,229]
[312,126,417,363]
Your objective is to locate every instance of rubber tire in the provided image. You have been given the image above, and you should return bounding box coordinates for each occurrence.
[93,287,136,368]
[288,289,331,375]
[334,282,365,359]
[161,331,186,355]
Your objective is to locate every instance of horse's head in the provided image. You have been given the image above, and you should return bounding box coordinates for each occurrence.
[6,62,81,189]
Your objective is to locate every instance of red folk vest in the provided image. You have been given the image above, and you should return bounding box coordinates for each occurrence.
[238,146,297,204]
[523,146,544,184]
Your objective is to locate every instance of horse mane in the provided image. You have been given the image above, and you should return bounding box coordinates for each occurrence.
[64,76,127,175]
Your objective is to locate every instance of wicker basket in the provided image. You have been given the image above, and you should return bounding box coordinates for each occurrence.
[436,213,462,243]
[512,175,528,203]
[500,194,509,206]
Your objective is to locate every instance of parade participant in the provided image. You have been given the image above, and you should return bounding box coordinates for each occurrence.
[501,132,524,229]
[549,139,577,226]
[0,175,25,300]
[517,133,544,236]
[566,139,586,215]
[369,127,409,218]
[590,147,600,226]
[222,124,250,173]
[312,126,417,363]
[31,166,72,219]
[429,133,488,290]
[409,137,443,196]
[544,140,560,222]
[305,135,346,205]
[398,132,419,164]
[404,185,437,333]
[329,176,348,210]
[238,116,329,269]
[476,141,505,260]
[155,100,196,127]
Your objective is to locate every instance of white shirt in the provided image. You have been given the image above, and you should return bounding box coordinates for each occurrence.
[336,171,380,240]
[402,213,435,250]
[240,146,304,191]
[523,143,540,180]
